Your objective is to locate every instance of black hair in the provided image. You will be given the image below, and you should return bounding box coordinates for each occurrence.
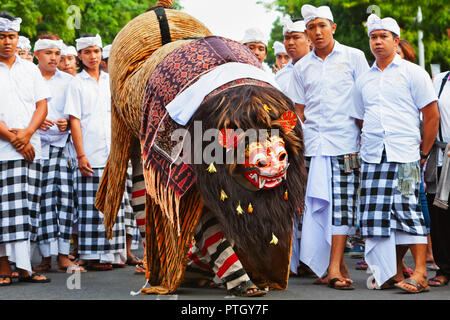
[77,33,102,73]
[0,11,16,21]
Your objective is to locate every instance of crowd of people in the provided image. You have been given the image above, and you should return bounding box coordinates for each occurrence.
[0,3,449,297]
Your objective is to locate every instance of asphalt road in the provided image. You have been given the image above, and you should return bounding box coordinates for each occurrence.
[0,246,448,302]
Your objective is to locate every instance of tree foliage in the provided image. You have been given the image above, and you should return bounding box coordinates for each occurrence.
[260,0,450,74]
[0,0,183,46]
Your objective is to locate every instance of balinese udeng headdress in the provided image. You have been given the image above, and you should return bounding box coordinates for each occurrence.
[17,36,31,50]
[366,14,400,37]
[273,41,287,56]
[75,34,102,51]
[301,4,334,25]
[242,27,267,47]
[102,44,112,59]
[61,44,77,56]
[0,16,21,32]
[34,39,64,52]
[281,17,306,35]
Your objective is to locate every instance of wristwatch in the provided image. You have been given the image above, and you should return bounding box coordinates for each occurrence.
[420,150,429,159]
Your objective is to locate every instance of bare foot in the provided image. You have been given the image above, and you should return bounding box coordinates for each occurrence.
[396,272,428,293]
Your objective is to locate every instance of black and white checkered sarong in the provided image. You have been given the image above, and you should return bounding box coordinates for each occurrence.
[359,153,427,238]
[305,155,359,227]
[0,160,42,243]
[37,146,75,244]
[75,168,126,255]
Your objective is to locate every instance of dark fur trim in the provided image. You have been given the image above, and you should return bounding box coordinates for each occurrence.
[189,84,307,267]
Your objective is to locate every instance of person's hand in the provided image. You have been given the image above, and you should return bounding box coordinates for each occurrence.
[420,158,427,166]
[78,155,95,177]
[272,64,280,74]
[55,118,69,132]
[39,119,55,131]
[9,128,33,150]
[19,143,35,162]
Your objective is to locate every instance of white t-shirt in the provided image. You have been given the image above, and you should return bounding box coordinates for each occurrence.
[287,40,369,157]
[351,54,438,164]
[0,55,51,161]
[275,61,294,96]
[64,70,111,168]
[39,69,74,159]
[433,71,450,166]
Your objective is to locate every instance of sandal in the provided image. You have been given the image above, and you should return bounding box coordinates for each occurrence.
[428,276,449,287]
[395,278,430,293]
[328,278,355,290]
[18,272,51,283]
[57,264,87,273]
[367,276,398,290]
[402,268,413,278]
[227,280,267,297]
[126,256,143,266]
[32,263,52,273]
[86,263,113,271]
[134,263,146,275]
[0,275,12,286]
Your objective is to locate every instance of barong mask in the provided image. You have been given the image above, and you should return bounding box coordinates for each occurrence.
[217,110,297,191]
[219,130,289,191]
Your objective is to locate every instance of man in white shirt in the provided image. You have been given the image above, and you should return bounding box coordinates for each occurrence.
[16,35,33,62]
[32,35,86,273]
[0,12,51,285]
[242,27,273,75]
[272,41,290,74]
[287,4,369,289]
[64,34,127,271]
[275,18,311,96]
[58,44,77,76]
[351,14,439,293]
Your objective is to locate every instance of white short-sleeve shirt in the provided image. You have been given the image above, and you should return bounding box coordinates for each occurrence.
[63,70,111,168]
[350,54,438,164]
[287,40,369,157]
[275,61,294,96]
[0,55,51,161]
[39,69,74,159]
[433,71,450,166]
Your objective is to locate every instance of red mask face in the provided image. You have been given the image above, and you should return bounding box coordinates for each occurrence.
[241,135,288,190]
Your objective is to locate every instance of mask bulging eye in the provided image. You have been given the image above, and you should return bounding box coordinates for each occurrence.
[252,153,268,168]
[278,152,287,162]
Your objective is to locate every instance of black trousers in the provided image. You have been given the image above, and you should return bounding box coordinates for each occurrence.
[427,191,450,278]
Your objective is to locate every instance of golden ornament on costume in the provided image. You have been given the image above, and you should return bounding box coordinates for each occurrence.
[248,203,254,213]
[263,104,271,112]
[220,190,228,201]
[284,190,288,200]
[206,162,217,173]
[236,202,244,215]
[270,233,279,245]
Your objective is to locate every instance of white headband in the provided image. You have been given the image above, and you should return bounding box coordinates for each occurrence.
[242,28,267,47]
[0,17,22,32]
[102,44,112,59]
[17,36,31,50]
[282,17,306,35]
[273,41,287,56]
[75,34,102,51]
[34,39,64,52]
[61,45,77,56]
[366,14,401,37]
[301,4,334,25]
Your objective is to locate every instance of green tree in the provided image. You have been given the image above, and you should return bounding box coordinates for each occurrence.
[0,0,182,46]
[260,0,450,74]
